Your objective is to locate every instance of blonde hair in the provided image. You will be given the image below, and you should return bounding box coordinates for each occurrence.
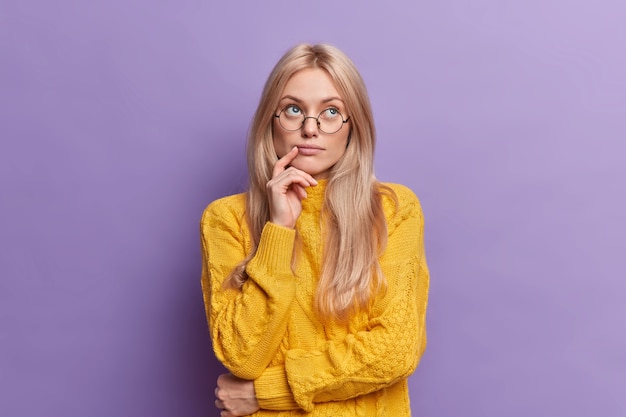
[226,43,394,321]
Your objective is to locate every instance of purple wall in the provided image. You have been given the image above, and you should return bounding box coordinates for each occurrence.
[1,1,624,416]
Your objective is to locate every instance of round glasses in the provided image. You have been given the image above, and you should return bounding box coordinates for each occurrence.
[274,105,350,134]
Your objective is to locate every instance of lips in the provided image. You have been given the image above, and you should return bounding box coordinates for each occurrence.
[296,145,324,156]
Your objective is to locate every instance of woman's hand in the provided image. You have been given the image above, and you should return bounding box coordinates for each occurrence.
[267,147,318,229]
[215,373,259,417]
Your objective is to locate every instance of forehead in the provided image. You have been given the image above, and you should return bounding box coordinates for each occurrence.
[280,68,342,102]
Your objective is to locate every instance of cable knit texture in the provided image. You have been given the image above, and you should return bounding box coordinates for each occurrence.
[200,181,429,416]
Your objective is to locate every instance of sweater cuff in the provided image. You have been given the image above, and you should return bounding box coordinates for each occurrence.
[247,222,296,278]
[254,365,300,410]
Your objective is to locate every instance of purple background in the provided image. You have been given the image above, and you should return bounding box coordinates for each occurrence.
[1,0,625,416]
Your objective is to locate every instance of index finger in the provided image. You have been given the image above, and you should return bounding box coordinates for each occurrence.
[273,146,299,176]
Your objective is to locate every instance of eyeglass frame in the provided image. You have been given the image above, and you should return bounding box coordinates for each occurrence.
[274,106,350,134]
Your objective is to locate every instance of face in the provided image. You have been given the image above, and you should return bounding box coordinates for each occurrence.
[273,68,350,180]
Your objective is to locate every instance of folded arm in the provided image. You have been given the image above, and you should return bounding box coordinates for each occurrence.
[201,199,297,379]
[254,189,430,411]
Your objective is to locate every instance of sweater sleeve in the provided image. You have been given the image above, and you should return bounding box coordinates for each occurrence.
[254,186,430,412]
[200,197,298,380]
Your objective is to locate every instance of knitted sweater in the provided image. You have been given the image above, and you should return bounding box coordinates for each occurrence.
[200,181,429,416]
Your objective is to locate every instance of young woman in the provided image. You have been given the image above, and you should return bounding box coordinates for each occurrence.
[200,43,429,417]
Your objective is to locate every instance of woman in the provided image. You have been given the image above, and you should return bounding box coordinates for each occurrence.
[200,43,429,416]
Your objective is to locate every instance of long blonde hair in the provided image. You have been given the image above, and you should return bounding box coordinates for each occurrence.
[226,43,393,321]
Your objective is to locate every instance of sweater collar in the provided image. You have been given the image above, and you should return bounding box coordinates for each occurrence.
[302,179,327,211]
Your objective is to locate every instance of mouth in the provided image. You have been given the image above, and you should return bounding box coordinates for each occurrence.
[296,145,324,156]
[296,145,324,150]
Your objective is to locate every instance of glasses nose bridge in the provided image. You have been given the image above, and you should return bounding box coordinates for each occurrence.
[301,115,321,128]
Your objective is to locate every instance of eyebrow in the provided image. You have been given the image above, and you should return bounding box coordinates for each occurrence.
[279,95,345,104]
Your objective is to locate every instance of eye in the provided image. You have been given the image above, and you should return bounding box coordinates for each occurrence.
[320,107,340,120]
[284,105,302,117]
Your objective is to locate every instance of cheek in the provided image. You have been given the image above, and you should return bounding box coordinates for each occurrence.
[335,132,351,154]
[272,131,288,156]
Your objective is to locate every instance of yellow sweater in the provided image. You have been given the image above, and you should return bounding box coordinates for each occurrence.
[200,181,429,416]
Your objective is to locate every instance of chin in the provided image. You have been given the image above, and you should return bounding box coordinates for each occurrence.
[291,162,321,176]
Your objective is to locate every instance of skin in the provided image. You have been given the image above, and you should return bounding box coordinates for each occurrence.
[271,67,351,181]
[269,67,350,229]
[214,68,350,416]
[215,374,259,417]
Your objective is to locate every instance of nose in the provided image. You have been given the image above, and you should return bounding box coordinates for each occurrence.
[301,116,319,138]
